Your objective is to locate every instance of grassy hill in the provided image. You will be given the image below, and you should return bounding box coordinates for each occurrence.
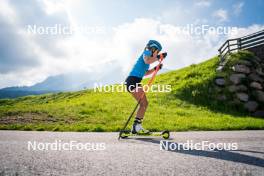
[0,52,264,132]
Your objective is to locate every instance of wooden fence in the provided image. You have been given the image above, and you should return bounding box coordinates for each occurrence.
[218,30,264,62]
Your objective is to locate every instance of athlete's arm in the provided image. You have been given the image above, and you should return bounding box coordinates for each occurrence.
[144,64,163,76]
[144,69,155,76]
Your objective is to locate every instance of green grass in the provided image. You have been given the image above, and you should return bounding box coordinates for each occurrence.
[0,51,264,132]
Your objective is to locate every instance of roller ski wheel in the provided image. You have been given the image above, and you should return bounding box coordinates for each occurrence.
[119,130,130,139]
[161,130,170,139]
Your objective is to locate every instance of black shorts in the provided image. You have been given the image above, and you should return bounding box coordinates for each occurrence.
[125,76,142,93]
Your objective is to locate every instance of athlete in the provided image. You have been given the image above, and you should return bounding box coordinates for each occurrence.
[125,40,167,134]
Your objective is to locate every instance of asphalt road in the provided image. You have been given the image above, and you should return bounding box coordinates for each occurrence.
[0,130,263,176]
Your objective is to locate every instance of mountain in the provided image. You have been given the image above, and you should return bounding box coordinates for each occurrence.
[0,69,124,99]
[0,72,94,99]
[29,72,94,91]
[0,67,170,99]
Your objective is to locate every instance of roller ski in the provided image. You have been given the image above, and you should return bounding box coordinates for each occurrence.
[119,130,170,139]
[119,118,170,139]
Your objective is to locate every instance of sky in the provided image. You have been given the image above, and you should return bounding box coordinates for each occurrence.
[0,0,263,88]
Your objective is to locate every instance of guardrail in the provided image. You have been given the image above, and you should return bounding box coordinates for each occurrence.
[218,30,264,63]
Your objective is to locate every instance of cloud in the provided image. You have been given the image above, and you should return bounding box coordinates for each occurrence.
[0,0,73,88]
[0,17,39,73]
[9,0,70,57]
[0,0,263,89]
[213,9,228,22]
[227,24,264,39]
[0,0,71,74]
[233,2,244,16]
[195,0,212,7]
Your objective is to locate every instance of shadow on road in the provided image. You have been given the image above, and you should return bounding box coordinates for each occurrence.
[130,138,264,168]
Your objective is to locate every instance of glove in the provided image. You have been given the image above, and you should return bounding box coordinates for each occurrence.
[154,64,163,70]
[157,52,167,59]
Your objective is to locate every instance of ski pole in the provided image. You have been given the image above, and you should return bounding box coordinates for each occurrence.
[118,55,165,139]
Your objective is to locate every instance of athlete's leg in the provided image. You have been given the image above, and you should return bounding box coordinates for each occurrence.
[130,87,149,134]
[131,87,148,119]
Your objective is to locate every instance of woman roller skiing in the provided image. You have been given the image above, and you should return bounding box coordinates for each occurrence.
[125,40,167,134]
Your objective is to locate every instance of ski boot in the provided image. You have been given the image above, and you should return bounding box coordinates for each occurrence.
[131,118,150,135]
